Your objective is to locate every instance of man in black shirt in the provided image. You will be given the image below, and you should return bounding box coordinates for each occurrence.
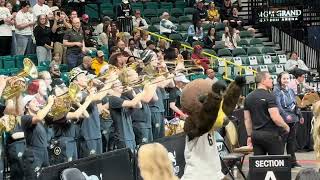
[244,72,290,155]
[193,0,208,24]
[63,17,84,70]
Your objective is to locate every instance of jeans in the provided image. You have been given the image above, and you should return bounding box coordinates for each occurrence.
[283,123,298,163]
[67,52,83,71]
[16,34,32,55]
[53,42,67,64]
[36,46,52,65]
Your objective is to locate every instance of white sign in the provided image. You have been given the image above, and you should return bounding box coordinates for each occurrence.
[265,171,277,180]
[258,10,302,22]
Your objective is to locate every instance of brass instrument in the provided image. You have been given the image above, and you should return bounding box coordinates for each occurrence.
[0,115,19,134]
[2,58,38,100]
[48,83,80,121]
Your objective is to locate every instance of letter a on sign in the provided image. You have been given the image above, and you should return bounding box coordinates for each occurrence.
[265,171,276,180]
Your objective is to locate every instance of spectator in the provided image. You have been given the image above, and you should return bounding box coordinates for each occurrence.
[117,0,132,17]
[204,27,216,49]
[78,56,95,74]
[95,16,111,35]
[132,29,142,49]
[0,0,14,56]
[49,61,61,79]
[159,12,177,37]
[222,26,240,49]
[229,7,243,29]
[91,50,107,76]
[109,52,126,69]
[157,39,168,53]
[69,10,78,22]
[82,14,96,48]
[51,9,71,64]
[288,69,314,95]
[126,38,141,57]
[146,40,156,51]
[206,68,218,83]
[32,0,52,22]
[193,0,208,24]
[63,17,85,70]
[140,31,150,49]
[187,19,204,44]
[191,45,209,70]
[295,168,320,180]
[15,1,35,55]
[220,0,233,23]
[98,21,111,47]
[34,14,53,65]
[207,2,220,23]
[52,52,61,65]
[132,10,148,30]
[109,46,120,56]
[285,51,309,73]
[117,39,127,52]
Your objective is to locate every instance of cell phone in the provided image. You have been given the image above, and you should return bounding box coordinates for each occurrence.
[57,12,60,16]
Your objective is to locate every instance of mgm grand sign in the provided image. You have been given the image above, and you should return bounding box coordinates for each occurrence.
[258,9,302,22]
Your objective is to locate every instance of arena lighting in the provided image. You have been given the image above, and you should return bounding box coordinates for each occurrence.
[258,9,302,22]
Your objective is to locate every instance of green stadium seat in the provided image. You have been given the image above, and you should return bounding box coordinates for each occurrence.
[85,4,99,19]
[0,69,9,75]
[184,7,196,16]
[192,41,204,47]
[176,25,188,32]
[113,0,122,5]
[157,9,169,16]
[175,1,186,9]
[218,48,232,57]
[203,49,217,56]
[148,25,159,33]
[39,60,51,67]
[145,2,159,9]
[15,55,24,69]
[169,16,178,24]
[151,17,161,25]
[250,38,264,47]
[131,2,144,11]
[232,48,247,57]
[101,2,113,11]
[240,31,253,39]
[9,68,19,75]
[261,46,276,55]
[216,31,223,41]
[203,23,214,31]
[26,54,38,65]
[214,23,225,32]
[178,16,192,24]
[238,39,250,47]
[169,34,183,41]
[143,9,158,18]
[160,2,173,10]
[2,56,15,69]
[247,47,262,56]
[171,8,183,17]
[37,66,49,72]
[102,10,115,19]
[59,64,68,72]
[61,72,69,86]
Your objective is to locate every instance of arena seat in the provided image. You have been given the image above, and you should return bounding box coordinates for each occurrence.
[240,31,253,39]
[131,2,144,11]
[160,2,173,10]
[171,8,184,17]
[247,47,262,56]
[214,23,225,32]
[262,46,276,55]
[143,9,158,18]
[145,2,159,9]
[169,34,183,41]
[15,55,24,69]
[218,48,232,57]
[175,1,186,9]
[2,56,15,69]
[151,17,161,25]
[232,48,247,57]
[157,9,168,16]
[250,38,264,47]
[238,39,250,47]
[184,7,196,16]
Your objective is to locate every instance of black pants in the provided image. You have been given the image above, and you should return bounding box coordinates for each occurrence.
[252,130,284,155]
[284,123,298,163]
[0,36,12,56]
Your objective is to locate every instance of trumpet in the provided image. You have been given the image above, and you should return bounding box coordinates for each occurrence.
[2,58,38,100]
[0,115,19,134]
[48,83,80,121]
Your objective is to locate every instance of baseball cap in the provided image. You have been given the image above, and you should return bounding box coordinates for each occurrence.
[97,50,104,57]
[69,67,87,82]
[174,74,190,83]
[122,0,129,4]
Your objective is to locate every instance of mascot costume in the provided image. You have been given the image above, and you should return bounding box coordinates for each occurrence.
[180,76,246,180]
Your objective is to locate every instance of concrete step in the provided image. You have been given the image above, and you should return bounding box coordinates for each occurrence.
[258,37,270,42]
[276,50,286,55]
[263,41,275,46]
[255,33,265,38]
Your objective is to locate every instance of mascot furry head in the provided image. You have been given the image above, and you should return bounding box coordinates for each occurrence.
[181,76,246,140]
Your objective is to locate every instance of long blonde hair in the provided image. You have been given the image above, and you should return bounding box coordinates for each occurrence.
[312,101,320,159]
[138,143,179,180]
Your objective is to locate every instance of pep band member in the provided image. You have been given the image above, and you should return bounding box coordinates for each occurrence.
[273,71,304,168]
[21,94,54,180]
[69,67,113,158]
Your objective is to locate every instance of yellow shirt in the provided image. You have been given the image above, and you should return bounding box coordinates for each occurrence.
[207,9,219,21]
[91,58,107,75]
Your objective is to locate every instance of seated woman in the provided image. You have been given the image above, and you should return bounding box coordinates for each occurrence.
[203,27,216,49]
[222,26,240,49]
[191,45,209,70]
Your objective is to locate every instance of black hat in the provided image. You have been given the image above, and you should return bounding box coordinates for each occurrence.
[20,1,31,8]
[146,40,155,47]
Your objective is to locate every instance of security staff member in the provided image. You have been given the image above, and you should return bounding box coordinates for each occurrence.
[244,72,290,155]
